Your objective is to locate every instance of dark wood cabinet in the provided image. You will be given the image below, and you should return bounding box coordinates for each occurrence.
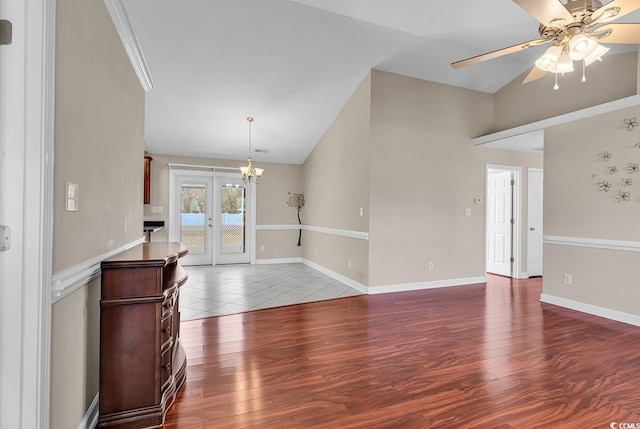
[144,155,152,204]
[98,242,188,428]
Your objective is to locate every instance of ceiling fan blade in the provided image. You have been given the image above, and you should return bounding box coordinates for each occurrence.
[451,39,550,69]
[512,0,574,26]
[595,23,640,44]
[590,0,640,24]
[522,66,547,84]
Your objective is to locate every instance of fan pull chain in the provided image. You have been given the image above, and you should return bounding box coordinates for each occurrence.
[554,73,559,90]
[582,60,586,83]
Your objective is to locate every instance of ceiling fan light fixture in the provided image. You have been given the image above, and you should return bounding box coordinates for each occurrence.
[535,45,562,72]
[568,34,597,60]
[584,43,609,66]
[555,53,575,74]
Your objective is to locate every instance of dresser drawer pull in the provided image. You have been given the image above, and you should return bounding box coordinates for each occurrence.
[164,362,171,371]
[164,327,171,335]
[163,301,171,309]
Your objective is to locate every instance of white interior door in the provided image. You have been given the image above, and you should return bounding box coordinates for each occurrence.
[214,173,251,265]
[487,171,513,276]
[171,172,214,266]
[527,169,544,277]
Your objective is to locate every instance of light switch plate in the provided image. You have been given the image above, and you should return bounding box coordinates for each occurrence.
[66,182,78,212]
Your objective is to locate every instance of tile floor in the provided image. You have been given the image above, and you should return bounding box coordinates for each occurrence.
[179,263,363,321]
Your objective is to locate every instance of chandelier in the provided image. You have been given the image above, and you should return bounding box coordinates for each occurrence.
[239,117,264,184]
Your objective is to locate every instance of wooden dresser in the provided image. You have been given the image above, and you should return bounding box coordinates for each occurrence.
[98,242,188,428]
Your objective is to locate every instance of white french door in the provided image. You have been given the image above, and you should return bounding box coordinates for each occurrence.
[172,172,214,266]
[487,170,513,276]
[527,169,544,277]
[170,169,252,266]
[214,173,250,265]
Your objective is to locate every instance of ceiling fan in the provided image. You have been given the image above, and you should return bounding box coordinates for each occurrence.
[452,0,640,88]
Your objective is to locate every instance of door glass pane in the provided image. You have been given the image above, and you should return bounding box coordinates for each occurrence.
[180,184,206,255]
[220,184,245,254]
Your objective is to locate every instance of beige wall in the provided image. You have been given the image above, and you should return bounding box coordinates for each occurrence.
[50,280,100,429]
[302,71,372,285]
[144,154,303,260]
[369,70,543,287]
[51,0,145,427]
[543,105,640,315]
[494,52,638,133]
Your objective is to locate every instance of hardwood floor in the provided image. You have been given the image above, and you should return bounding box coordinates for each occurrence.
[164,275,640,428]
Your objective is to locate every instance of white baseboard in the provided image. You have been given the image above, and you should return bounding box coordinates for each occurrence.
[301,259,368,294]
[540,293,640,327]
[77,393,99,429]
[256,257,302,265]
[368,276,487,295]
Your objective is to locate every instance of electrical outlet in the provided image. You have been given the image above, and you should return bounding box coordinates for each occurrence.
[428,261,434,271]
[563,274,572,285]
[260,245,265,252]
[348,259,352,268]
[314,248,318,256]
[359,207,364,216]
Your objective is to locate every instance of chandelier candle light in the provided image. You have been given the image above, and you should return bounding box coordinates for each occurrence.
[240,117,264,184]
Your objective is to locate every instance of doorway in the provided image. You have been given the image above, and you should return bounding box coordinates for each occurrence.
[169,169,252,266]
[485,165,522,278]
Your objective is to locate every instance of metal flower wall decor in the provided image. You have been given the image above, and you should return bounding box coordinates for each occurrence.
[592,116,640,203]
[287,192,305,246]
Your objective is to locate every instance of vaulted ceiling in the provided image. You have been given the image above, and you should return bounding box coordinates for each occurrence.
[122,0,639,164]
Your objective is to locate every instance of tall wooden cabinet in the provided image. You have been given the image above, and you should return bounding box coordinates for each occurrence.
[98,242,188,428]
[144,156,152,204]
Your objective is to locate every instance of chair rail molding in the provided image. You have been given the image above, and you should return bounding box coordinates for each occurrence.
[51,236,145,303]
[543,235,640,252]
[256,224,369,240]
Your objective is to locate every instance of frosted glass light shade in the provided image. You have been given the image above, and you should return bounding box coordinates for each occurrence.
[584,44,609,66]
[555,54,574,74]
[569,34,597,61]
[535,45,562,72]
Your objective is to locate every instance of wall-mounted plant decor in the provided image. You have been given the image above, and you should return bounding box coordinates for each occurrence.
[617,190,631,202]
[623,117,638,131]
[599,151,612,161]
[287,192,305,246]
[592,115,640,203]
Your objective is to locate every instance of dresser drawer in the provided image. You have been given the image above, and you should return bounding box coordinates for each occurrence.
[160,347,173,390]
[161,293,174,317]
[161,314,173,351]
